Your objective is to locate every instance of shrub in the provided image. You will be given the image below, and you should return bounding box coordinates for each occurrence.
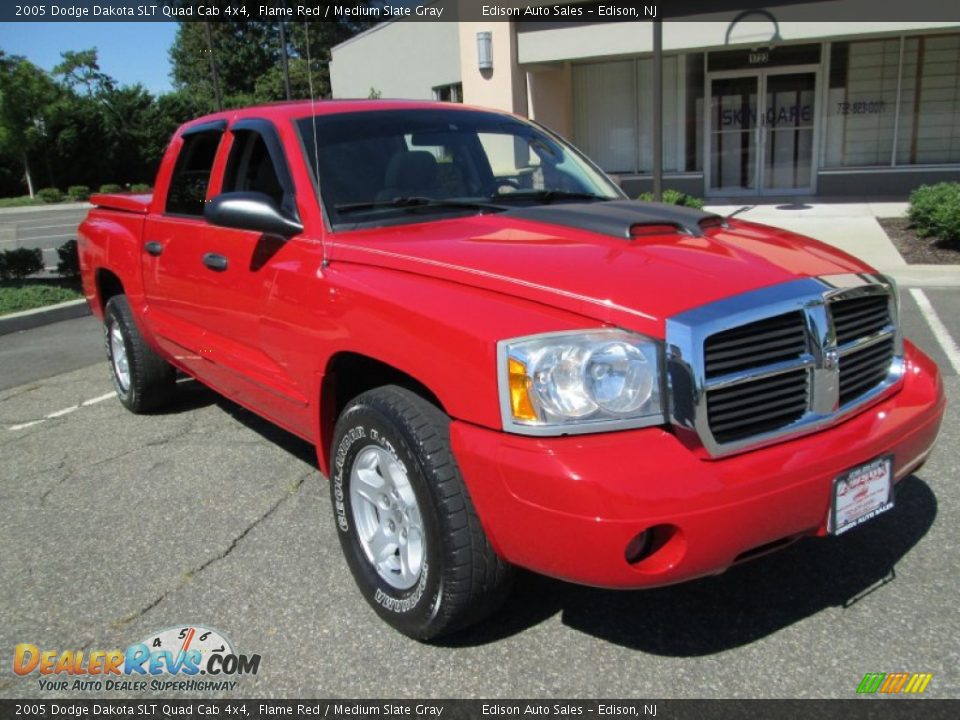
[637,188,705,210]
[99,183,123,194]
[908,182,960,247]
[56,239,80,278]
[130,183,152,193]
[36,187,64,204]
[0,248,44,281]
[67,185,91,201]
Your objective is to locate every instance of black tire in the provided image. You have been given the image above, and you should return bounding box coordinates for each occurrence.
[331,385,513,640]
[104,295,176,413]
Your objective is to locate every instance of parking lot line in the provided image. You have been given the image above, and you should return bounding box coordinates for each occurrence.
[10,231,76,242]
[909,288,960,374]
[7,391,115,431]
[15,223,78,231]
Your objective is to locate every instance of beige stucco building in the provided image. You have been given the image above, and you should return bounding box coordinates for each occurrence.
[330,2,960,197]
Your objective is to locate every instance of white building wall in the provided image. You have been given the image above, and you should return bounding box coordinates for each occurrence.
[330,22,461,100]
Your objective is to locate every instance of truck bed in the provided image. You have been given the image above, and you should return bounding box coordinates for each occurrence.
[89,192,153,214]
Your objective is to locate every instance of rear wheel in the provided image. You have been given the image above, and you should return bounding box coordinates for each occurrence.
[331,385,513,640]
[104,295,176,413]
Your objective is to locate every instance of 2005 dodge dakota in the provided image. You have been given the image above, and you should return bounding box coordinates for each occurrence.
[79,100,945,639]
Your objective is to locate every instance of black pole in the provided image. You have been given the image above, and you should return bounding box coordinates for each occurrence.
[652,19,663,202]
[278,20,292,100]
[204,21,223,111]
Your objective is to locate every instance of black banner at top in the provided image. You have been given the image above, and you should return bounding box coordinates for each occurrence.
[2,0,960,23]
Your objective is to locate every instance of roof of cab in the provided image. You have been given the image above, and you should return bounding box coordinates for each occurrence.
[178,99,494,134]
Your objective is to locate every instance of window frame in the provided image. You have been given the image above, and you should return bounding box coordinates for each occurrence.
[163,120,227,219]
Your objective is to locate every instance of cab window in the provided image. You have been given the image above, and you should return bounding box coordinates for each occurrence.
[222,130,285,207]
[165,130,222,216]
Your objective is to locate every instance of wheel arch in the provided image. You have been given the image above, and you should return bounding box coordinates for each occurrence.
[317,351,445,477]
[95,267,126,315]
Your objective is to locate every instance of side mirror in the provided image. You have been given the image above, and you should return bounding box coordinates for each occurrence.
[205,192,304,238]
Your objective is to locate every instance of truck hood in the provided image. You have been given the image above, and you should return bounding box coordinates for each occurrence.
[326,205,871,336]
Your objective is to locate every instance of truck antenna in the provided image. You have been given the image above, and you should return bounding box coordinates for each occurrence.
[304,22,328,269]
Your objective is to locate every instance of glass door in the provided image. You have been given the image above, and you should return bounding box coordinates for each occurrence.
[707,68,818,196]
[708,75,760,194]
[762,71,817,192]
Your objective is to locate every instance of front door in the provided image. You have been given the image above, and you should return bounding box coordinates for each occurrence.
[707,68,818,196]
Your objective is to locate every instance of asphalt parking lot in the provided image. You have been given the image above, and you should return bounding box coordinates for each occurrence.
[0,290,957,699]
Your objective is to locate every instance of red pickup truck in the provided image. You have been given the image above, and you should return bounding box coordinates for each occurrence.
[79,100,945,640]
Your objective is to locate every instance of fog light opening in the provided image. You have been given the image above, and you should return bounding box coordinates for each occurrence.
[625,524,677,566]
[625,530,653,565]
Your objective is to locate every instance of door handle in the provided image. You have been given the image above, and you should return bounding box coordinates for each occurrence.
[144,241,163,256]
[202,253,229,272]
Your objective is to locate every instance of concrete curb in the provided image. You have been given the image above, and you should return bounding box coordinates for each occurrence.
[0,298,91,336]
[884,265,960,288]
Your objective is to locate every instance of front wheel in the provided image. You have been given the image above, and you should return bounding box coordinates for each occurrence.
[330,385,512,640]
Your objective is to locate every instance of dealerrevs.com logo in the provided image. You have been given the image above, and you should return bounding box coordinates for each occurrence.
[856,672,933,695]
[14,625,260,693]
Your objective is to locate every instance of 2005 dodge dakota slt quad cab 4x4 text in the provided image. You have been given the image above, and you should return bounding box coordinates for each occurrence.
[79,100,945,640]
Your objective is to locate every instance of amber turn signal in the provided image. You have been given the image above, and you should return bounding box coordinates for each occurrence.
[508,357,537,422]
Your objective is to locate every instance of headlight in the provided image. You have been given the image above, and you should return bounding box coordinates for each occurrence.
[498,329,664,435]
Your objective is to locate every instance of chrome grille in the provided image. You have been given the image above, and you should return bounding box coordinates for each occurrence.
[707,369,809,443]
[666,274,904,457]
[830,292,895,406]
[704,311,807,378]
[839,337,896,406]
[831,294,891,345]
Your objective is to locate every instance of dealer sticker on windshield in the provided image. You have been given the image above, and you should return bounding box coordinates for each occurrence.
[830,455,894,535]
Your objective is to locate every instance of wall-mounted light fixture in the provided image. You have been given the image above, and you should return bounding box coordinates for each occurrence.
[477,31,493,71]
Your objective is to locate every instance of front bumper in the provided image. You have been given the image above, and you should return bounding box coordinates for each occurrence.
[451,341,945,589]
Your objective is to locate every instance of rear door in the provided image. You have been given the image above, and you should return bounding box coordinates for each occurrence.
[141,121,226,375]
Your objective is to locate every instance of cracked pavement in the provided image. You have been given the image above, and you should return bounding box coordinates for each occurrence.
[1,304,958,698]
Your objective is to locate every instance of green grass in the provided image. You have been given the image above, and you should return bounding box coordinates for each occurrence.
[0,196,48,208]
[0,283,83,316]
[0,196,88,208]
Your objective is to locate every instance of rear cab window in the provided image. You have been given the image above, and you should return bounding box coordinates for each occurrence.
[165,129,223,216]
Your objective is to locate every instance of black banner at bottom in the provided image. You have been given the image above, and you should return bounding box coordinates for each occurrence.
[1,699,958,720]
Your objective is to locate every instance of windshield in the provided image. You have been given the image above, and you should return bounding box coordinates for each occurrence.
[296,108,624,230]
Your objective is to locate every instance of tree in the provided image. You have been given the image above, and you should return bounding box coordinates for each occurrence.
[0,52,59,196]
[53,48,115,96]
[169,7,377,107]
[170,20,280,109]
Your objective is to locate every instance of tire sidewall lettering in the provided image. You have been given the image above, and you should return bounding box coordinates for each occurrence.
[332,409,439,620]
[332,425,366,532]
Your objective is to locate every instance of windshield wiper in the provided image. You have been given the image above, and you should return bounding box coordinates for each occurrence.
[335,197,507,214]
[489,190,611,204]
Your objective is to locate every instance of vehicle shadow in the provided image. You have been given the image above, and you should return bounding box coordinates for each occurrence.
[213,396,318,467]
[150,376,218,414]
[154,378,317,466]
[444,474,938,655]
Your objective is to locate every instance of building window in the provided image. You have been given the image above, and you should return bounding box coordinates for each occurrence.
[824,39,901,167]
[898,34,960,165]
[433,83,463,103]
[573,60,638,173]
[826,33,960,168]
[572,54,703,175]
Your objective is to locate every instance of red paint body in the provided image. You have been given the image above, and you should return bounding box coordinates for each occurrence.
[78,101,945,589]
